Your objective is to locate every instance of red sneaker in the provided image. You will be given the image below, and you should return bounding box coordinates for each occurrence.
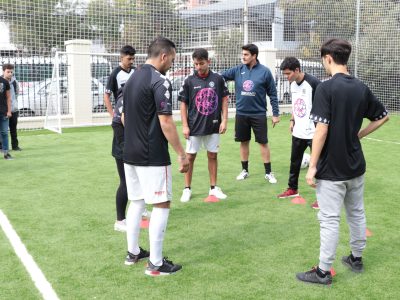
[277,188,299,198]
[311,201,320,209]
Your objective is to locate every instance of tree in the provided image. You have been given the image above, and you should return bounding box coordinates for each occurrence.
[212,29,243,71]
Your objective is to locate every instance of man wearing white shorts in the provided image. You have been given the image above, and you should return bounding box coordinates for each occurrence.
[178,48,229,203]
[122,37,189,276]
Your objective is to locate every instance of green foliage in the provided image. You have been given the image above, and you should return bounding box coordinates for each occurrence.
[212,29,243,70]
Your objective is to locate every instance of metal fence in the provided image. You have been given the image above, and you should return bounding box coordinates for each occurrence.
[0,0,398,126]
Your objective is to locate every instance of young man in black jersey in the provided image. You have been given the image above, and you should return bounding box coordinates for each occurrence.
[178,48,229,203]
[296,39,389,285]
[104,45,135,117]
[122,37,189,276]
[277,57,320,209]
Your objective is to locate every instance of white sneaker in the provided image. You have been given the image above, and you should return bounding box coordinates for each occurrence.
[265,172,277,184]
[142,209,151,219]
[236,169,249,180]
[209,186,227,199]
[180,188,192,203]
[114,219,127,232]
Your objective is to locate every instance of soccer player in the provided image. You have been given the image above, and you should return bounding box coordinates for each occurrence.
[123,37,189,276]
[104,45,136,118]
[105,45,136,232]
[0,68,12,160]
[296,39,389,285]
[222,44,280,183]
[277,57,320,209]
[179,48,229,203]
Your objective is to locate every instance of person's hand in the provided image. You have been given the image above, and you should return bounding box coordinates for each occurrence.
[6,111,11,118]
[306,166,317,188]
[182,126,190,139]
[272,116,280,128]
[289,121,294,133]
[178,155,189,173]
[219,120,227,134]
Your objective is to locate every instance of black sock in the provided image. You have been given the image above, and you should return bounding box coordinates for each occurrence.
[210,186,215,190]
[317,267,330,277]
[350,253,362,261]
[264,162,271,174]
[185,186,191,190]
[241,161,248,172]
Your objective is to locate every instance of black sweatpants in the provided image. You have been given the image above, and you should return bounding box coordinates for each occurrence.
[288,136,312,190]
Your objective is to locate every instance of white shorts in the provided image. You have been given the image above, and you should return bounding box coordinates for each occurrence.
[124,164,172,204]
[186,134,220,154]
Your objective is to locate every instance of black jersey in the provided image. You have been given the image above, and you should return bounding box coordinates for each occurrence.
[0,77,10,116]
[178,71,229,136]
[123,64,173,166]
[105,66,134,100]
[310,73,388,181]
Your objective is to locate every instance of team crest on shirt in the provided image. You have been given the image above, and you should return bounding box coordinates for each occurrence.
[294,98,307,118]
[209,81,215,88]
[243,80,254,92]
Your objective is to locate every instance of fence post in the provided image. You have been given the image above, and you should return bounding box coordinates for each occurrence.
[64,39,92,126]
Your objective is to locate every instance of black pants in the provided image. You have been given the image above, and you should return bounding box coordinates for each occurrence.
[115,157,128,221]
[288,136,312,190]
[9,111,19,149]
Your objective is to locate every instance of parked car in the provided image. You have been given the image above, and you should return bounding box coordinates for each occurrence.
[18,77,106,117]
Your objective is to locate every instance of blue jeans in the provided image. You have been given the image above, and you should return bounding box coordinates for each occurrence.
[0,115,9,152]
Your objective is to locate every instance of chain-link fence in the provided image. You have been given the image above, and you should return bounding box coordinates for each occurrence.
[0,0,398,128]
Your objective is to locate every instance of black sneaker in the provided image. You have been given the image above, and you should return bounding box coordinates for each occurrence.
[145,257,182,276]
[12,146,22,151]
[124,247,150,265]
[342,253,364,273]
[296,266,332,285]
[4,153,13,160]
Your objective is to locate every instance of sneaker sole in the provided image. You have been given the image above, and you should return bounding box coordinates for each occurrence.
[296,275,332,286]
[114,226,126,232]
[145,269,181,276]
[341,257,364,273]
[236,176,248,181]
[278,194,299,199]
[125,257,148,266]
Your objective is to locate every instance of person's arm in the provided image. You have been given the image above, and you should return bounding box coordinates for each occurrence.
[306,122,328,187]
[265,69,280,127]
[180,102,190,139]
[358,115,389,139]
[6,90,11,118]
[121,112,125,126]
[158,114,189,173]
[104,93,113,117]
[289,113,295,133]
[219,96,228,134]
[221,66,237,81]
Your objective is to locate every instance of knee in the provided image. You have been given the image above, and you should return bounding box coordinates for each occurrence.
[207,152,217,160]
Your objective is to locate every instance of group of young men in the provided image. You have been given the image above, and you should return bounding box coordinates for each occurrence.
[0,63,21,160]
[106,37,389,283]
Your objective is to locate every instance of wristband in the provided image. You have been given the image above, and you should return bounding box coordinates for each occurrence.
[290,119,294,122]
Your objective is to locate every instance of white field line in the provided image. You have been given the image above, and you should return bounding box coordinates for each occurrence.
[364,137,400,145]
[0,209,60,300]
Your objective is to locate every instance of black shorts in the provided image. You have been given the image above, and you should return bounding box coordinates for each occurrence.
[235,115,268,144]
[111,122,124,159]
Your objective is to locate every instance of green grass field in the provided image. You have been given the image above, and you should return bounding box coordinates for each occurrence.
[1,115,399,300]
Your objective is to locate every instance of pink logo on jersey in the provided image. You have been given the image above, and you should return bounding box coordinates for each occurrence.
[195,88,218,116]
[243,80,254,92]
[294,98,307,118]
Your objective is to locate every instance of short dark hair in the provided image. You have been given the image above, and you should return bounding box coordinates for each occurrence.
[280,57,301,71]
[242,44,258,58]
[147,37,176,58]
[2,63,14,71]
[320,38,352,65]
[120,45,136,56]
[192,48,208,60]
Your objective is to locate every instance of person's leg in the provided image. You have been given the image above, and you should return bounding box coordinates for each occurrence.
[317,180,346,272]
[343,175,366,259]
[115,158,128,221]
[0,116,9,155]
[288,137,308,190]
[184,153,197,188]
[9,111,19,150]
[208,151,217,186]
[235,115,251,177]
[149,201,171,266]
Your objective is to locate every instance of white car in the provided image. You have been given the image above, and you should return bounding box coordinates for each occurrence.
[18,77,106,117]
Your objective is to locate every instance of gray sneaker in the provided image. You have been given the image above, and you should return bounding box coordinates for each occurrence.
[296,266,332,285]
[342,253,364,273]
[125,247,150,265]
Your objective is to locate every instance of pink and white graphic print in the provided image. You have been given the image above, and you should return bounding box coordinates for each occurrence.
[294,98,307,118]
[242,80,254,92]
[195,88,218,116]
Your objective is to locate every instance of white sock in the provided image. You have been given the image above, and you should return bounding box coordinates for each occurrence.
[149,207,170,266]
[126,200,145,255]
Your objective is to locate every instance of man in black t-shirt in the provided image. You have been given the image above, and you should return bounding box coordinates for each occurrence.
[0,74,12,160]
[297,39,389,285]
[122,37,189,276]
[104,45,136,117]
[178,48,229,203]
